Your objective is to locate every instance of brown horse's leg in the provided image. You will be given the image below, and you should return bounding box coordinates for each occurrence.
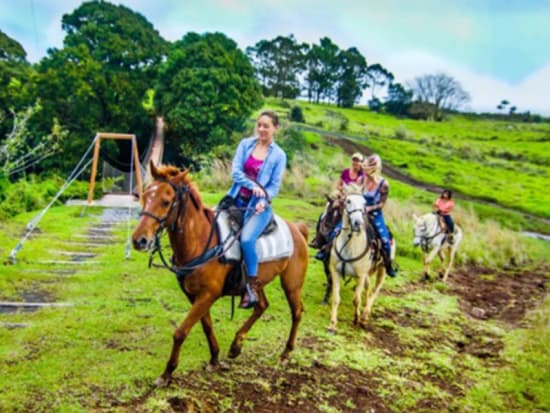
[200,311,220,370]
[228,289,269,359]
[280,280,304,361]
[157,295,215,387]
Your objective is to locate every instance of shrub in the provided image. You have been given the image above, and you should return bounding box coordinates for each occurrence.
[289,106,305,123]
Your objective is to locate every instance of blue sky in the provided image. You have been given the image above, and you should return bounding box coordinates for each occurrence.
[1,0,549,114]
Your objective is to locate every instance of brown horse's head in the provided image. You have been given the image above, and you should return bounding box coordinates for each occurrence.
[132,161,200,251]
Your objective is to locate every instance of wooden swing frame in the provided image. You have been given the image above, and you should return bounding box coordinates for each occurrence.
[87,133,143,205]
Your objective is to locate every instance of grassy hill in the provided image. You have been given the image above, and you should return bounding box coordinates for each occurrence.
[0,103,549,412]
[256,98,550,225]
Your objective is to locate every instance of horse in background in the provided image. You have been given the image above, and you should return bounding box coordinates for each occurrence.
[132,162,309,386]
[413,212,463,282]
[309,191,344,304]
[327,184,389,333]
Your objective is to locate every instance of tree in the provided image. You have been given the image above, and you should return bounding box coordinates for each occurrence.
[246,35,308,99]
[497,99,509,112]
[155,32,262,157]
[365,63,394,101]
[409,73,470,120]
[32,0,168,172]
[0,30,32,139]
[304,37,340,103]
[335,47,368,108]
[384,82,413,116]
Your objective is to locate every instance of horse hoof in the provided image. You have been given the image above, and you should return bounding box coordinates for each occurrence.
[327,327,336,335]
[228,342,242,359]
[438,272,444,279]
[154,375,171,388]
[321,299,329,306]
[205,361,220,372]
[423,273,430,281]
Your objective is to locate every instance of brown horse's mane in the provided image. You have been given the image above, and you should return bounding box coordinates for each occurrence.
[155,164,214,222]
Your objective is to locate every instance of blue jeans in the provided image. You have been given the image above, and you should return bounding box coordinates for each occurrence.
[369,210,391,257]
[235,196,272,277]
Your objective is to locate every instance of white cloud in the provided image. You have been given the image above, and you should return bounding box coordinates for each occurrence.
[385,50,550,115]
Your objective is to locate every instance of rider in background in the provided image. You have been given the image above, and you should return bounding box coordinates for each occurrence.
[363,154,397,277]
[433,189,455,244]
[311,152,365,260]
[227,110,286,308]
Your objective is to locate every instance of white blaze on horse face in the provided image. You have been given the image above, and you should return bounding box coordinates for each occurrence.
[345,194,365,230]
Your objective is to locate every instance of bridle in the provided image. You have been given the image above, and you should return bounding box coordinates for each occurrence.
[139,180,192,233]
[335,193,370,265]
[415,216,444,253]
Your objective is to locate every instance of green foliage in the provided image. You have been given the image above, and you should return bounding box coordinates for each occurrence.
[155,32,262,156]
[335,47,368,108]
[0,30,33,138]
[305,37,341,103]
[32,0,167,174]
[246,35,308,99]
[0,175,92,219]
[276,126,307,167]
[289,105,305,123]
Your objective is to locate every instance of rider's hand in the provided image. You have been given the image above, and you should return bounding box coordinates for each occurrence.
[252,185,266,198]
[255,201,266,214]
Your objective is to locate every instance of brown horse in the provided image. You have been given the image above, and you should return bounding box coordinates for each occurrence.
[132,162,309,386]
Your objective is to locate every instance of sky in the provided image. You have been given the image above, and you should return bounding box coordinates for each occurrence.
[1,0,549,114]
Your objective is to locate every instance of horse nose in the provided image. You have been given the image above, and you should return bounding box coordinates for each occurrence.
[133,236,149,251]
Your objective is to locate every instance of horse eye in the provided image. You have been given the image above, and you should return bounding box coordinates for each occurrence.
[162,200,170,208]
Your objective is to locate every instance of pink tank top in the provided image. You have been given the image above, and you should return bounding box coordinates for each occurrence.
[340,168,364,185]
[239,154,264,199]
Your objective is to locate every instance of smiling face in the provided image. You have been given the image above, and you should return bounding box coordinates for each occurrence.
[255,114,278,144]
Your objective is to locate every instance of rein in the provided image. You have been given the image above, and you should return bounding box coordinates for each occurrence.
[143,179,245,283]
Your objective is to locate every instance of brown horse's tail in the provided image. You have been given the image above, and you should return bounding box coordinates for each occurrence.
[295,221,308,242]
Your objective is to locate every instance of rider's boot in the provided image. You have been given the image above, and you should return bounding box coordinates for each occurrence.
[448,232,454,245]
[239,276,260,309]
[314,244,329,261]
[309,236,322,249]
[381,250,397,278]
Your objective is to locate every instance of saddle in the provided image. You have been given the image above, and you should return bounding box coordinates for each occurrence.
[215,196,294,294]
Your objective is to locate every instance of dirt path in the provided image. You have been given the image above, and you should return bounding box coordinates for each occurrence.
[121,264,547,413]
[297,125,550,231]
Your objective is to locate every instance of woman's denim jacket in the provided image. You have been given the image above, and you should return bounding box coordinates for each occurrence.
[227,137,287,214]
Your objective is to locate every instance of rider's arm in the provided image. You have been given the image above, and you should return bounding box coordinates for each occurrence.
[366,182,389,212]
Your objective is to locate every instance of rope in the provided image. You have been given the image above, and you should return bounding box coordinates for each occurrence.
[8,136,98,263]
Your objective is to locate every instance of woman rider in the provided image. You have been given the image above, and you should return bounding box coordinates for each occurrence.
[227,110,287,308]
[363,154,397,277]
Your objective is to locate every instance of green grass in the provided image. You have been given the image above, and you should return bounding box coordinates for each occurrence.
[259,98,550,219]
[0,194,548,412]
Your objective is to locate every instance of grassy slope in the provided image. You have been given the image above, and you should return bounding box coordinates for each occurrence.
[0,104,549,412]
[258,98,550,221]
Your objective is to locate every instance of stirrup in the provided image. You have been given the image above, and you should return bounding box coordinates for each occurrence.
[239,283,258,309]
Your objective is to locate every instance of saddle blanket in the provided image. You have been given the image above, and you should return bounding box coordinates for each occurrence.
[216,210,294,263]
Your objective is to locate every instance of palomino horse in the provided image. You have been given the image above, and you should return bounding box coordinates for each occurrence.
[328,184,389,333]
[412,212,463,282]
[132,162,309,386]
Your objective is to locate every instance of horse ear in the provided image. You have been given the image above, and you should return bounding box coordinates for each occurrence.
[325,194,332,202]
[150,160,161,180]
[413,213,419,222]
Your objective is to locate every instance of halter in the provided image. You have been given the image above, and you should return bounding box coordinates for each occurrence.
[335,193,371,266]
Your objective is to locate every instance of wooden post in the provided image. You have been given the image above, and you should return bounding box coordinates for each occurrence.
[87,135,101,204]
[132,136,143,201]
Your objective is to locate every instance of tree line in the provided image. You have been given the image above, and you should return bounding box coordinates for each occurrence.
[0,0,484,178]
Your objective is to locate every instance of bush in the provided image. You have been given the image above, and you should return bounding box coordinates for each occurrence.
[0,175,95,220]
[289,106,305,123]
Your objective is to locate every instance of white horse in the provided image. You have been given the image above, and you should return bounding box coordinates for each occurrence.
[328,185,390,333]
[412,212,463,282]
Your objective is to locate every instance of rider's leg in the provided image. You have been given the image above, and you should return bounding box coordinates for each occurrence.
[371,211,397,277]
[443,214,454,243]
[239,205,272,308]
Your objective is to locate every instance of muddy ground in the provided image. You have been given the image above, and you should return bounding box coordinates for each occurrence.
[119,265,547,413]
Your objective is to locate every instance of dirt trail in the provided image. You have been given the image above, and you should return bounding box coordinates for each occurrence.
[299,125,550,230]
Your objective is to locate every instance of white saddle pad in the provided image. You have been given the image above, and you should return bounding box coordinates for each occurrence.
[216,210,294,263]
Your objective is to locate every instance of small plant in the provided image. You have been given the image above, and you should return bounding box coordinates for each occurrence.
[289,105,305,123]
